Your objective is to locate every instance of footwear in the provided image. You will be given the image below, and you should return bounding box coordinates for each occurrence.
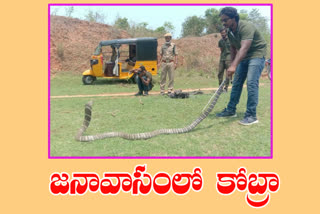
[134,91,143,96]
[222,88,228,93]
[239,116,259,125]
[143,91,149,96]
[160,91,165,95]
[216,108,237,117]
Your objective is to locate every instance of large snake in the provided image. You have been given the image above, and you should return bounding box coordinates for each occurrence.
[75,80,226,142]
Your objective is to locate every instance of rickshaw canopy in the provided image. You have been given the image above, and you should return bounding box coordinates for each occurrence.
[94,37,158,61]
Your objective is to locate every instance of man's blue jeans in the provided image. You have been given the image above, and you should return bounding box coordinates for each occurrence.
[136,75,151,92]
[227,57,265,118]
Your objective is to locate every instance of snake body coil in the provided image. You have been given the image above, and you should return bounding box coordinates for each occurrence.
[75,80,225,142]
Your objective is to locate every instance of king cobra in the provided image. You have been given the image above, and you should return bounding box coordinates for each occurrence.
[75,80,226,142]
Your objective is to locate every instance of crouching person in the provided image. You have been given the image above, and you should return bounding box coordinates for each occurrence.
[130,66,153,96]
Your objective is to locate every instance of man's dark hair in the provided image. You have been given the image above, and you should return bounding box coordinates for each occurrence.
[220,7,240,22]
[139,65,146,71]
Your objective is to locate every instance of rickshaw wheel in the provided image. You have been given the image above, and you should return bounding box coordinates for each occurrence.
[82,75,95,85]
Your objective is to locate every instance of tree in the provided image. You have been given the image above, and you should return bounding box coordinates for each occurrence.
[50,7,59,16]
[203,8,249,34]
[248,9,269,34]
[154,26,166,36]
[239,10,249,21]
[114,17,129,30]
[182,16,206,37]
[247,9,270,42]
[127,21,154,37]
[204,8,222,34]
[163,21,175,34]
[137,22,148,29]
[84,10,106,23]
[64,6,74,17]
[240,9,248,14]
[137,22,150,34]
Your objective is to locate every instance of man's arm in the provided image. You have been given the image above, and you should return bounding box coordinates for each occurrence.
[227,40,252,76]
[174,55,178,69]
[230,45,237,61]
[140,75,150,86]
[158,55,162,69]
[129,68,141,75]
[174,44,178,69]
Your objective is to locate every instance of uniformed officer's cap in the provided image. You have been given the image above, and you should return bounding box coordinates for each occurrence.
[164,33,172,37]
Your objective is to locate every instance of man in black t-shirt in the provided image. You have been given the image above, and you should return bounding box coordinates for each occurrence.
[130,66,153,96]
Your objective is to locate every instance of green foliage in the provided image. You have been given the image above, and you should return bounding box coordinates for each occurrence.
[154,26,166,35]
[153,22,175,37]
[84,10,106,23]
[239,14,248,21]
[239,10,249,21]
[193,8,250,35]
[248,9,270,35]
[137,22,148,29]
[51,8,59,16]
[64,6,74,17]
[204,8,222,34]
[163,21,175,35]
[247,9,270,44]
[181,8,269,40]
[128,21,154,37]
[113,15,175,38]
[114,17,129,30]
[84,10,95,22]
[182,16,206,37]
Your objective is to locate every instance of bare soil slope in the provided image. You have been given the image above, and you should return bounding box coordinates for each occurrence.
[163,34,221,73]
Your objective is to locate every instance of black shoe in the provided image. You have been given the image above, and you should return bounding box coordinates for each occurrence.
[239,116,259,125]
[135,91,143,96]
[216,108,237,117]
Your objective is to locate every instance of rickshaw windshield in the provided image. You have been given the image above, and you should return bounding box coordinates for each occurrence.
[93,45,102,56]
[93,38,157,59]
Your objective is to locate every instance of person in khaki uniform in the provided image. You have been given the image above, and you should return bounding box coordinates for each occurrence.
[158,33,178,95]
[218,28,232,92]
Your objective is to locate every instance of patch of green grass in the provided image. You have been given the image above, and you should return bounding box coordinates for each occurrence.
[50,81,271,157]
[50,70,218,96]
